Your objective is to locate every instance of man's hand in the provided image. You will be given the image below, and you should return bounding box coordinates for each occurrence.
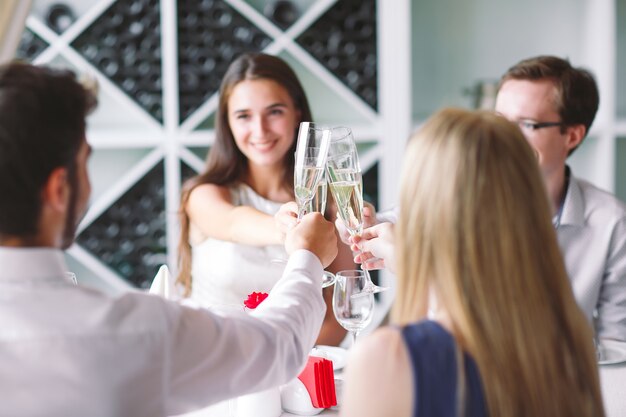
[285,212,338,268]
[335,202,377,245]
[352,222,396,273]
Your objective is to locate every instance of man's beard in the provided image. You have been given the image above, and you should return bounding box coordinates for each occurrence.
[61,167,82,249]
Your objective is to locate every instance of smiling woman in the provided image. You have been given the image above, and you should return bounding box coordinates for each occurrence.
[176,53,353,347]
[227,78,300,172]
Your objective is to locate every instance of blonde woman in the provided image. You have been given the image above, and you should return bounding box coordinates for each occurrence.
[341,108,604,417]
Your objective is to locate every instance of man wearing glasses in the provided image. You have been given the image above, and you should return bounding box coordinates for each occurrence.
[494,56,626,342]
[346,55,626,343]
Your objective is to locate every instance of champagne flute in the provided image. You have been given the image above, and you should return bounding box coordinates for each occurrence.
[309,170,327,215]
[272,122,335,287]
[326,127,387,294]
[333,270,375,347]
[294,122,330,218]
[295,122,334,287]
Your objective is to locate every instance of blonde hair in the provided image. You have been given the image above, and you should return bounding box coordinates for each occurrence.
[393,108,604,417]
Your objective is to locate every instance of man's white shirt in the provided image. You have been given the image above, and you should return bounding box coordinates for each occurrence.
[0,247,325,417]
[556,171,626,341]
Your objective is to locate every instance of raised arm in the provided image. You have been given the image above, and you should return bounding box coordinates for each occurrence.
[186,183,295,246]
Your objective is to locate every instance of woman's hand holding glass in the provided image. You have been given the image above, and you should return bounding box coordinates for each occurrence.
[326,127,387,294]
[278,123,388,291]
[335,201,377,246]
[274,201,299,241]
[351,222,396,273]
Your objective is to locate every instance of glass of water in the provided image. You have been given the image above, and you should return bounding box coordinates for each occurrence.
[332,270,375,347]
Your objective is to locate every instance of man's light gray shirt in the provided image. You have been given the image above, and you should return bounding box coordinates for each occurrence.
[557,171,626,341]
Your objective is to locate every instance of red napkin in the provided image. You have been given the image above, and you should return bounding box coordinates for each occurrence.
[297,355,337,408]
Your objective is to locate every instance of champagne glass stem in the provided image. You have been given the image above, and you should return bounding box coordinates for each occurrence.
[297,202,308,219]
[297,196,314,219]
[321,271,336,288]
[352,330,358,347]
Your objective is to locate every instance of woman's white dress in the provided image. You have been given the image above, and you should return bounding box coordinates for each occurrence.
[189,182,287,308]
[176,183,288,417]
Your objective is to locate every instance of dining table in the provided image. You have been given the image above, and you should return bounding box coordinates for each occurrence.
[177,365,346,417]
[177,339,626,417]
[283,409,339,416]
[179,398,340,417]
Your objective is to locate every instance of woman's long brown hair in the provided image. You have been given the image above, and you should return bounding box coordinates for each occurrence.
[176,53,313,295]
[393,108,604,417]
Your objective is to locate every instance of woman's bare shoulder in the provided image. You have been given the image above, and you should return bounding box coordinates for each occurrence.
[353,326,408,368]
[187,183,232,209]
[341,326,413,417]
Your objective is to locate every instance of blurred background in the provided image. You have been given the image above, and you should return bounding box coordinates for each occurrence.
[1,0,624,294]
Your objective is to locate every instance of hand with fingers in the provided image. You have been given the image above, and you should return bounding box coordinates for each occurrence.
[274,201,299,242]
[335,201,378,245]
[286,212,338,268]
[351,222,396,273]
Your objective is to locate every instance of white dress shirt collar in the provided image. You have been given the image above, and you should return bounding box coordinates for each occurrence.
[0,246,68,283]
[559,168,585,227]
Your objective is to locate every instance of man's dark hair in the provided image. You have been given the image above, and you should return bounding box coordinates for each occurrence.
[500,55,599,154]
[0,63,97,239]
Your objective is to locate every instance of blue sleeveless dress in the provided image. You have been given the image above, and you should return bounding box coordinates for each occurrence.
[401,320,488,417]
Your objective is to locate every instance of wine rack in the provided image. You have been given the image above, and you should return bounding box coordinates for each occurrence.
[177,0,272,122]
[16,29,48,61]
[72,0,164,122]
[76,162,166,289]
[296,0,377,109]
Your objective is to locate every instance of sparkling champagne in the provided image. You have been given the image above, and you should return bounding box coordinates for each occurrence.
[295,166,325,208]
[310,180,327,214]
[328,168,363,234]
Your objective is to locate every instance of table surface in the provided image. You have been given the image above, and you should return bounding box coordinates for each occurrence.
[176,353,625,417]
[176,355,346,417]
[176,401,339,417]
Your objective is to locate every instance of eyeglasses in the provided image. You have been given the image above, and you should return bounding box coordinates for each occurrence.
[517,120,566,131]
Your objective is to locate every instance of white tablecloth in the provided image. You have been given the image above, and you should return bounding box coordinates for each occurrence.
[180,368,624,417]
[176,401,339,417]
